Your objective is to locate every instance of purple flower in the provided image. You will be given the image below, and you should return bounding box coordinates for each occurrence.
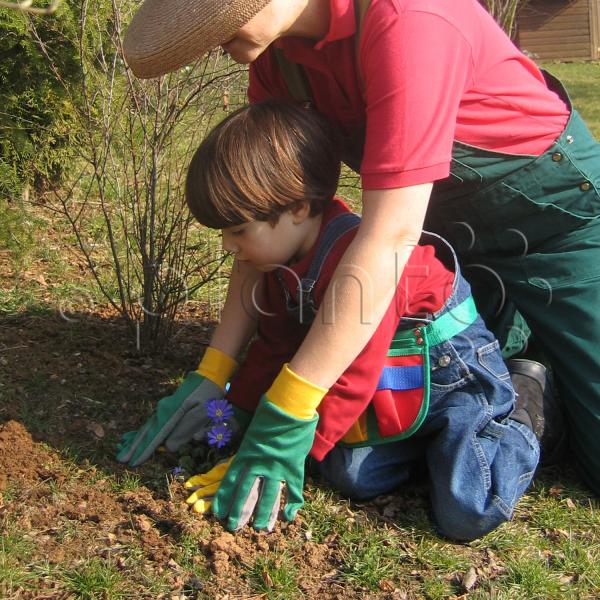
[207,424,233,449]
[171,466,184,475]
[206,398,234,423]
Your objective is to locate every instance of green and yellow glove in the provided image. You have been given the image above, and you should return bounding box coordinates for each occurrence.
[116,348,249,467]
[185,455,235,514]
[210,364,327,532]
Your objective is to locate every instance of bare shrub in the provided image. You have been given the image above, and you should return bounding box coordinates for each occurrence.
[29,0,248,350]
[480,0,528,39]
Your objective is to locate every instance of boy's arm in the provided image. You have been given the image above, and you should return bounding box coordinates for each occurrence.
[208,258,263,358]
[116,260,263,466]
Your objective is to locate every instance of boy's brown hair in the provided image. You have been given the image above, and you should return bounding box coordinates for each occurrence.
[185,100,341,228]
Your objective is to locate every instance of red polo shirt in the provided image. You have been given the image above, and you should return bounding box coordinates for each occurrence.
[226,198,455,459]
[249,0,569,189]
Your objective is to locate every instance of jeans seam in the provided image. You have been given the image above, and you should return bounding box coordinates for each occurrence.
[518,470,535,485]
[430,373,476,392]
[492,494,513,519]
[471,408,493,491]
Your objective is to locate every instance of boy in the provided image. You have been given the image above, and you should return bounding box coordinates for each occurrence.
[121,100,540,541]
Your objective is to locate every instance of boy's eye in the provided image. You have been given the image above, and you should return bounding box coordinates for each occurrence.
[231,228,244,237]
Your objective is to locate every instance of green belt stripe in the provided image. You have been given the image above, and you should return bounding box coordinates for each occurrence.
[388,295,479,356]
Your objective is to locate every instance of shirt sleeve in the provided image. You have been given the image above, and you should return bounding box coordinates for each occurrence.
[359,3,474,189]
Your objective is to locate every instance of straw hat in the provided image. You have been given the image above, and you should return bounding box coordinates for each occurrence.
[123,0,271,79]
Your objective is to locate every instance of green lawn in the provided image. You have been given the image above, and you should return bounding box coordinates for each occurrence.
[541,61,600,138]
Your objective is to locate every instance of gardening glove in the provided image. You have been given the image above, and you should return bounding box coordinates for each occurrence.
[211,364,327,532]
[185,455,235,514]
[116,347,248,467]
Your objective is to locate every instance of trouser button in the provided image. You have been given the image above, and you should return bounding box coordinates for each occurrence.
[438,355,451,367]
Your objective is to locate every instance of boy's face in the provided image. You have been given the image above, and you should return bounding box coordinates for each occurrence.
[221,206,320,272]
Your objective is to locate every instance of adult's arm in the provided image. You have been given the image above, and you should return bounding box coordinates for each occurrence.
[208,259,263,360]
[288,183,432,388]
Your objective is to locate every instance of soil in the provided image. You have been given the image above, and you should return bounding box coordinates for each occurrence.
[0,415,383,599]
[0,307,402,599]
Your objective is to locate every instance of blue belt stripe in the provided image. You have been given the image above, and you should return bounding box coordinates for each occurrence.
[377,366,423,391]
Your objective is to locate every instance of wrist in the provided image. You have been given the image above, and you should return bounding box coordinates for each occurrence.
[266,363,328,420]
[196,347,237,390]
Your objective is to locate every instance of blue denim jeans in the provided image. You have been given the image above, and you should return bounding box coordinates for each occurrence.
[312,236,540,542]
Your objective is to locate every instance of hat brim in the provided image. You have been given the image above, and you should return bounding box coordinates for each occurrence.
[123,0,271,79]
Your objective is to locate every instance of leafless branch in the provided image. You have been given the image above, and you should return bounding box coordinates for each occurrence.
[0,0,60,15]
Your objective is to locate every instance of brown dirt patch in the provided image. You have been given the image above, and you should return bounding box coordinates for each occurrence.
[0,311,389,598]
[0,419,376,598]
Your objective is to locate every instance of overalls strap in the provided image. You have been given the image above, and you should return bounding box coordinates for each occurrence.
[276,212,361,324]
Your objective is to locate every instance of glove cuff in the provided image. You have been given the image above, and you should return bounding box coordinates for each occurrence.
[266,363,328,420]
[196,347,237,390]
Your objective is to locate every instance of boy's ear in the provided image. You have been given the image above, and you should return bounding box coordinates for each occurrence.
[290,201,311,224]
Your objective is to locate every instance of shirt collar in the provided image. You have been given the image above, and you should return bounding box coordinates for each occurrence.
[314,0,357,50]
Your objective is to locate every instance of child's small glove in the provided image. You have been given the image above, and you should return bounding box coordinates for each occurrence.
[116,348,247,467]
[211,364,327,532]
[185,455,236,514]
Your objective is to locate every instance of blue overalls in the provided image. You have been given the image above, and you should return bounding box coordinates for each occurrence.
[309,229,539,541]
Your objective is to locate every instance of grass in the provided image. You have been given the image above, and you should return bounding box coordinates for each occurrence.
[0,520,36,595]
[540,62,600,138]
[338,524,403,590]
[61,558,132,599]
[247,552,301,599]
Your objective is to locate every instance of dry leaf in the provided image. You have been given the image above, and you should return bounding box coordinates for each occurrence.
[262,571,274,588]
[462,566,477,591]
[89,422,105,438]
[133,515,153,532]
[379,579,395,592]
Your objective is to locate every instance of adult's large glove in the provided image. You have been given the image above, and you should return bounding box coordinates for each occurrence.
[211,364,327,531]
[116,347,247,467]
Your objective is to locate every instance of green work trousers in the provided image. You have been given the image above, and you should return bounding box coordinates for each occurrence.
[424,72,600,494]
